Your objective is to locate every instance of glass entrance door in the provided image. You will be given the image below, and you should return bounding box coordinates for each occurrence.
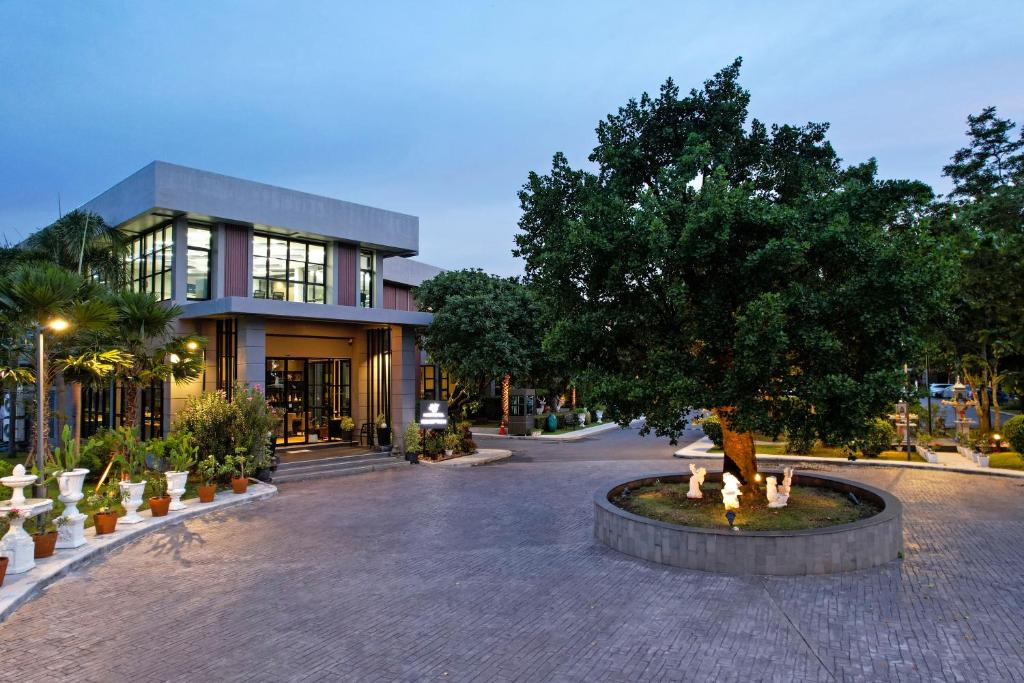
[266,358,307,444]
[267,357,351,445]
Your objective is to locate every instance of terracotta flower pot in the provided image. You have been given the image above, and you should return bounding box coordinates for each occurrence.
[94,512,118,535]
[149,496,171,517]
[0,556,8,587]
[231,477,248,494]
[197,484,217,503]
[33,531,58,559]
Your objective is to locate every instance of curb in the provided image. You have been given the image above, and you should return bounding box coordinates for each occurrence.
[674,437,1024,480]
[420,449,513,468]
[476,422,620,441]
[0,482,277,624]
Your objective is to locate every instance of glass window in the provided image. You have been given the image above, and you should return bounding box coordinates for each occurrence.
[360,249,375,308]
[186,225,212,300]
[251,234,327,303]
[420,364,436,400]
[125,224,173,300]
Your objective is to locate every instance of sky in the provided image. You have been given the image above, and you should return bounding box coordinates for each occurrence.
[1,1,1021,276]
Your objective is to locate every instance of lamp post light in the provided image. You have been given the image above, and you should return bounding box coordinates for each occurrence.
[992,433,1003,453]
[33,318,70,499]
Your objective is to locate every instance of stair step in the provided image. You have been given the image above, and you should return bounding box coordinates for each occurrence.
[276,452,391,471]
[271,458,409,483]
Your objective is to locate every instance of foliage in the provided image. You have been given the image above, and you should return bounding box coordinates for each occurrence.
[850,418,896,458]
[416,269,544,410]
[87,481,125,514]
[79,430,118,474]
[403,422,422,455]
[695,413,723,448]
[112,426,147,482]
[443,430,461,452]
[374,413,387,429]
[174,391,236,464]
[165,430,199,473]
[146,470,169,498]
[196,455,220,486]
[231,383,277,470]
[514,59,941,481]
[50,424,81,473]
[1003,415,1024,454]
[19,210,128,287]
[225,449,249,479]
[340,415,355,432]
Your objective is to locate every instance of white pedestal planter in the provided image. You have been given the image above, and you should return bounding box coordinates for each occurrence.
[595,410,604,423]
[56,468,89,549]
[0,465,53,574]
[577,414,586,426]
[165,471,189,511]
[978,455,990,468]
[119,481,147,524]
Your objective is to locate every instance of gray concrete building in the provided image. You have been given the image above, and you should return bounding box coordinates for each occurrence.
[76,161,445,447]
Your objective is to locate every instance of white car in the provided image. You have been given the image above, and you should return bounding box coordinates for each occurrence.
[930,383,952,397]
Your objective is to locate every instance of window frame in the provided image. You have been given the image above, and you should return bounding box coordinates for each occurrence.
[251,233,327,304]
[126,224,174,301]
[186,224,212,301]
[359,249,375,308]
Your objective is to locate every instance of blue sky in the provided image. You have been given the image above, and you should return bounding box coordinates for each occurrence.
[1,1,1021,275]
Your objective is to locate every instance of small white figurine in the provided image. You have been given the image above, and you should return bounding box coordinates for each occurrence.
[765,476,789,508]
[687,463,706,499]
[721,472,742,510]
[780,467,794,496]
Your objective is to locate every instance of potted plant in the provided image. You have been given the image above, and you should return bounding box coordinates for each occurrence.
[340,415,355,443]
[316,417,329,441]
[165,431,198,511]
[112,427,148,524]
[226,449,249,494]
[443,431,460,458]
[593,404,606,423]
[403,422,422,463]
[375,413,391,448]
[196,455,219,503]
[576,407,588,427]
[0,553,7,588]
[147,471,172,517]
[88,482,125,535]
[29,513,58,559]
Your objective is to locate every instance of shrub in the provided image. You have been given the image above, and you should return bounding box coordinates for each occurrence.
[695,413,723,448]
[785,429,816,455]
[852,418,895,458]
[403,422,422,455]
[173,391,236,465]
[1002,415,1024,453]
[232,384,278,470]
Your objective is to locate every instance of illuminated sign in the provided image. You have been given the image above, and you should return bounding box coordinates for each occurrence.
[420,401,449,429]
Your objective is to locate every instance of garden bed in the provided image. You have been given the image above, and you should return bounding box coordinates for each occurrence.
[706,444,925,462]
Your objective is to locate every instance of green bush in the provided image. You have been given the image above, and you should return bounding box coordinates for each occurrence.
[403,422,422,455]
[1003,415,1024,453]
[695,413,723,448]
[785,429,816,455]
[231,384,279,470]
[852,418,895,458]
[173,390,236,465]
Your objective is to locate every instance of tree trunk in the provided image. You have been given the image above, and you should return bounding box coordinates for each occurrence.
[123,384,140,432]
[501,374,510,428]
[964,370,991,434]
[71,382,82,449]
[713,407,759,494]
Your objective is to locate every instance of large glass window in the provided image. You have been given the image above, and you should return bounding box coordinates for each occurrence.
[359,249,375,308]
[187,225,212,300]
[127,224,173,300]
[216,319,237,400]
[140,380,164,440]
[252,234,326,303]
[420,364,436,400]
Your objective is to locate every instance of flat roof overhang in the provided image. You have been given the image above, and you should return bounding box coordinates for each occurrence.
[81,161,419,256]
[178,296,432,326]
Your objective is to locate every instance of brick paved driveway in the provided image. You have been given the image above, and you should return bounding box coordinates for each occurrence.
[2,426,1023,682]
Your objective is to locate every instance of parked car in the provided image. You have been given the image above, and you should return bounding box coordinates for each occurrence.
[929,383,952,397]
[940,386,972,399]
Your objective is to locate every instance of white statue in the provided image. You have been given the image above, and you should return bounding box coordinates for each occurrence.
[721,472,742,510]
[765,476,789,508]
[780,467,794,496]
[687,463,706,499]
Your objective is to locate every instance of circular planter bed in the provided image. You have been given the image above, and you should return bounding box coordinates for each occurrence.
[594,471,902,576]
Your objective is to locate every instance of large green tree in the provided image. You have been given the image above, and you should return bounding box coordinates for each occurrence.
[20,210,128,287]
[934,107,1024,431]
[515,59,940,489]
[416,269,541,425]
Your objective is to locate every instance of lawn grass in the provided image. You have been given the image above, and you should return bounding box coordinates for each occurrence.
[988,451,1024,470]
[705,444,925,462]
[617,481,880,531]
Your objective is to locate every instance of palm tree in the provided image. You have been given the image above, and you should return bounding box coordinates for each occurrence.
[109,291,204,428]
[21,210,128,287]
[0,263,121,459]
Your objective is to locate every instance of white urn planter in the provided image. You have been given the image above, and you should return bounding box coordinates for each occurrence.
[0,465,53,573]
[577,413,586,426]
[444,449,453,459]
[56,468,90,548]
[165,471,189,511]
[119,480,147,524]
[595,410,604,423]
[977,454,990,468]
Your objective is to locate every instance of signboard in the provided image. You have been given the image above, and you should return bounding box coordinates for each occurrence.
[420,401,449,430]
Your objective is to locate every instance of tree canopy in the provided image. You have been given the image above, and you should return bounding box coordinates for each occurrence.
[515,59,941,485]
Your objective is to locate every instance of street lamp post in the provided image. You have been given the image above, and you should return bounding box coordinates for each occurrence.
[33,318,70,499]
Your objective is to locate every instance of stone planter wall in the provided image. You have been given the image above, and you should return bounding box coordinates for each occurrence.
[594,471,903,576]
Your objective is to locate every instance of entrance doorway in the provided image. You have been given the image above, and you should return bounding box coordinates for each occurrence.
[266,357,351,444]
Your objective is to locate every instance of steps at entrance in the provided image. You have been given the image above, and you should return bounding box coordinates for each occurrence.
[271,451,408,483]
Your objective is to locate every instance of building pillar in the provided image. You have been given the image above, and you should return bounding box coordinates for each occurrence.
[391,325,418,451]
[212,223,226,300]
[236,317,266,387]
[171,216,189,305]
[373,252,385,309]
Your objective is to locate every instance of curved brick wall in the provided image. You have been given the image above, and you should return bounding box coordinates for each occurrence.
[594,471,903,576]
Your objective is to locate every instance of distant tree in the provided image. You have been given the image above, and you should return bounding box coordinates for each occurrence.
[935,107,1024,431]
[415,269,541,426]
[515,59,941,490]
[21,210,128,286]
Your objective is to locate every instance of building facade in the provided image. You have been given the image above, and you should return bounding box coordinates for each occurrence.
[77,161,443,447]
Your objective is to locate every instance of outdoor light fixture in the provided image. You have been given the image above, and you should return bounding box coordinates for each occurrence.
[32,317,71,498]
[992,433,1003,453]
[47,318,70,332]
[754,473,762,482]
[168,353,181,365]
[185,340,199,351]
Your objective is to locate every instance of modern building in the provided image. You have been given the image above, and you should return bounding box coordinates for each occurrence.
[72,161,445,447]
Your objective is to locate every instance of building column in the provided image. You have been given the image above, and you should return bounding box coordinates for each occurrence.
[236,317,266,387]
[373,252,385,309]
[171,216,189,305]
[391,325,418,451]
[212,222,226,299]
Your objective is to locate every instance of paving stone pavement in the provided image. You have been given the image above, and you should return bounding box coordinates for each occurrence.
[1,428,1023,682]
